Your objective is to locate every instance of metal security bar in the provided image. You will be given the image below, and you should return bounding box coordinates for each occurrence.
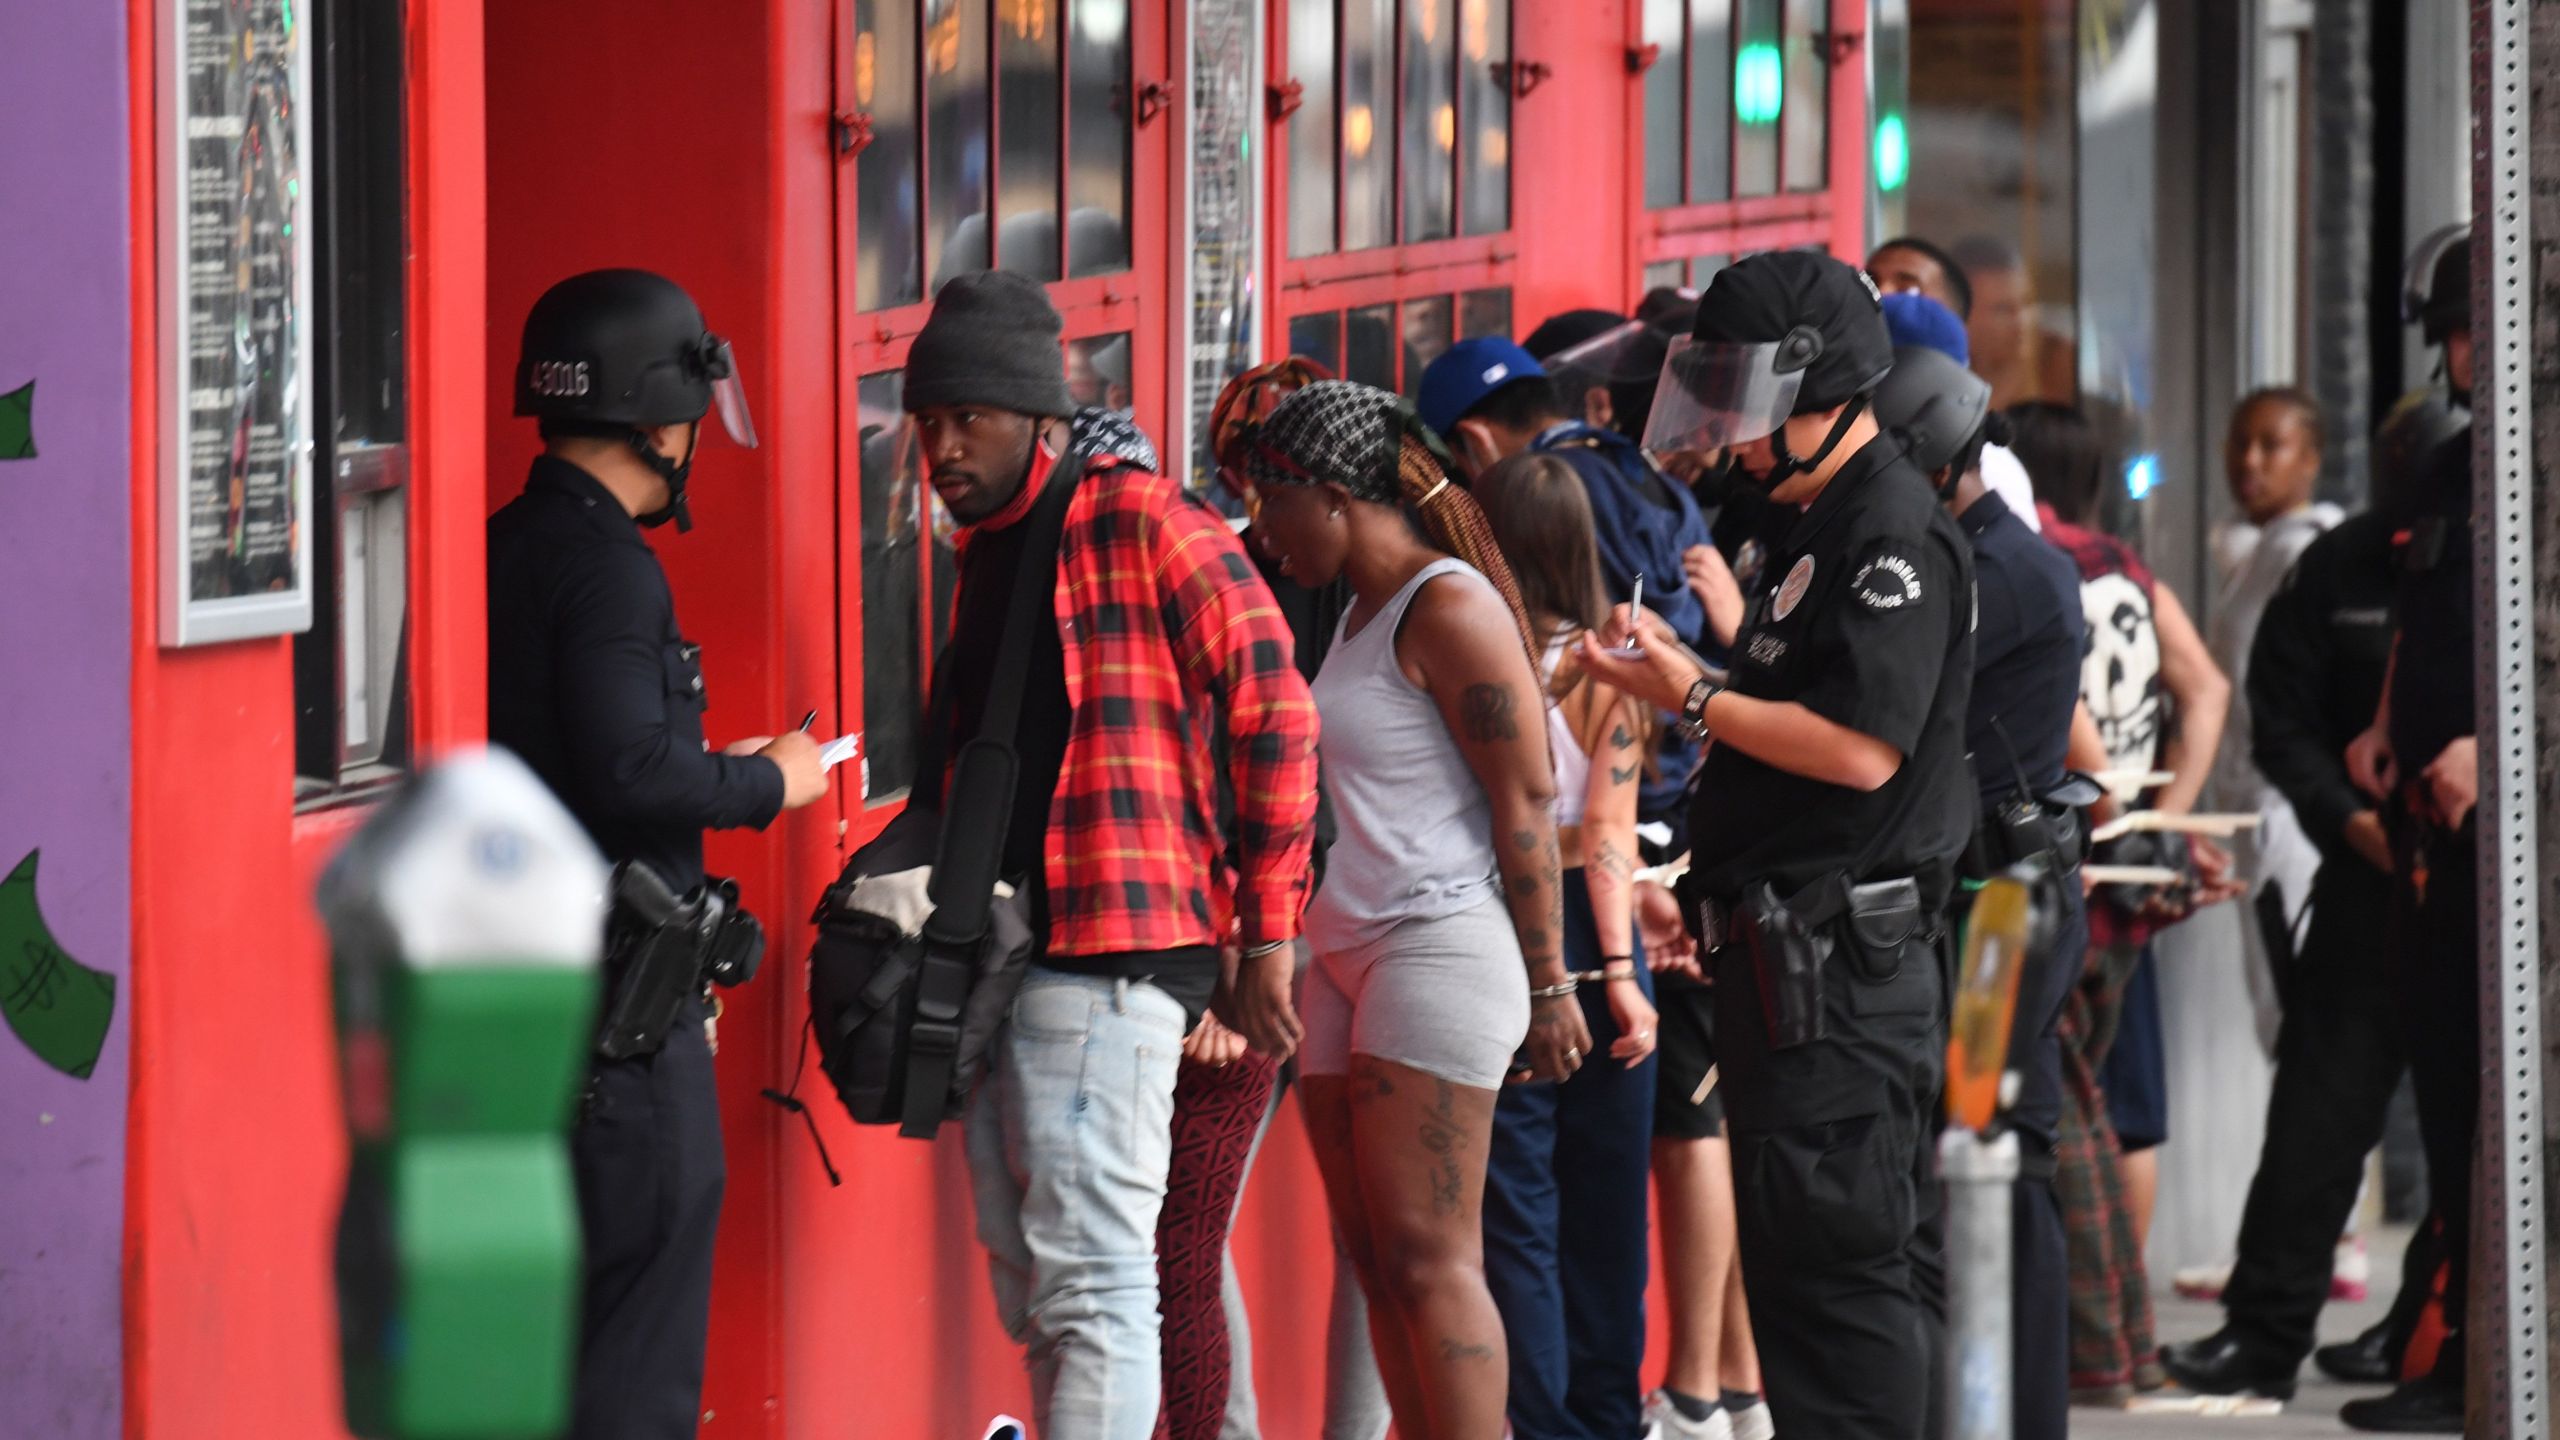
[2468,1,2544,1435]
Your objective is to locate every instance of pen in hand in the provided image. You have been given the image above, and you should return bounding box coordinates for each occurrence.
[799,710,818,733]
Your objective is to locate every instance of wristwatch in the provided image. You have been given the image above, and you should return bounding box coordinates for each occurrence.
[1680,677,1724,741]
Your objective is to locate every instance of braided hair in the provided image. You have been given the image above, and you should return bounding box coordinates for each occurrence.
[1393,421,1541,668]
[1239,379,1539,669]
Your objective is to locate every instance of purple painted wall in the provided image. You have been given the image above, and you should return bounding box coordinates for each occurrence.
[0,4,134,1436]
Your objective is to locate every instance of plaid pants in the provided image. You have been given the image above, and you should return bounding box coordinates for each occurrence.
[2056,943,2163,1403]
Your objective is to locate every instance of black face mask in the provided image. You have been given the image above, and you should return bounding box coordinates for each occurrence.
[631,424,701,532]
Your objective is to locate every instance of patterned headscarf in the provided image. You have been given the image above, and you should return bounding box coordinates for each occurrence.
[1208,356,1333,500]
[1239,380,1537,666]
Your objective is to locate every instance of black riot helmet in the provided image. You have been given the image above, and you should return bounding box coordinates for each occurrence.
[515,269,758,532]
[2401,222,2470,345]
[1647,251,1894,490]
[1870,344,1994,490]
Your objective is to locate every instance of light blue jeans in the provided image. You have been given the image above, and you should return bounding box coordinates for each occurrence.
[968,966,1186,1440]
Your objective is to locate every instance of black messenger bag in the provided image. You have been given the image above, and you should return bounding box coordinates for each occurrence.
[802,454,1083,1139]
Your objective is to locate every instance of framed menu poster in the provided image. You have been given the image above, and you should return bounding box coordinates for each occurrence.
[157,0,315,645]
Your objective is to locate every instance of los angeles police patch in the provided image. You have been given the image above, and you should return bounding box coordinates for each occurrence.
[1772,555,1815,620]
[1853,553,1923,610]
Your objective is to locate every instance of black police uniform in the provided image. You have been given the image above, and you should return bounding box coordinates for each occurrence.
[2196,509,2403,1367]
[488,454,782,1439]
[2381,432,2480,1395]
[1953,485,2088,1440]
[1685,432,1977,1440]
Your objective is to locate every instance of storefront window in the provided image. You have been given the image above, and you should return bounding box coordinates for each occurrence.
[856,0,926,308]
[1733,0,1783,197]
[855,369,938,804]
[1282,289,1512,393]
[1067,0,1134,276]
[1401,0,1457,243]
[997,0,1063,279]
[1289,309,1345,372]
[1346,301,1397,388]
[923,0,991,288]
[1458,0,1510,235]
[295,0,410,800]
[1687,0,1735,202]
[1641,0,1685,208]
[1341,0,1398,250]
[1642,0,1826,212]
[856,0,1138,308]
[1285,0,1510,255]
[1781,0,1828,191]
[1285,0,1339,257]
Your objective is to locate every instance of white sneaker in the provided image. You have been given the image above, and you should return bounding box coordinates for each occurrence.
[2332,1233,2372,1301]
[1728,1398,1774,1440]
[1642,1390,1736,1440]
[2173,1257,2235,1300]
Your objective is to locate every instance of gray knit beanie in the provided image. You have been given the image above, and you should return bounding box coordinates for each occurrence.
[901,270,1074,417]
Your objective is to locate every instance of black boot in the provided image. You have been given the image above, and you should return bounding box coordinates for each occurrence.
[2159,1327,2300,1400]
[2339,1376,2465,1433]
[2316,1317,2406,1385]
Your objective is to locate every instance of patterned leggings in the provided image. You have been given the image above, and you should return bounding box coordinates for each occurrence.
[1153,1050,1283,1440]
[2057,942,2163,1403]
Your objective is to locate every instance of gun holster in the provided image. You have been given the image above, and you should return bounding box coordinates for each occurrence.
[1732,874,1926,1050]
[596,863,765,1060]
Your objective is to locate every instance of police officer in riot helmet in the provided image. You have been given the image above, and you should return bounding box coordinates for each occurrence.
[489,268,831,1439]
[2329,225,2480,1436]
[2372,222,2473,516]
[1874,308,2092,1440]
[1581,251,1977,1440]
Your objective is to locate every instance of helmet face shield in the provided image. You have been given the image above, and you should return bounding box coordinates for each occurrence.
[702,335,758,448]
[1544,320,1666,394]
[1641,335,1807,454]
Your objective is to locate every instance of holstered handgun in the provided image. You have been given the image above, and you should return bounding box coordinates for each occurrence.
[596,864,765,1060]
[1737,875,1845,1050]
[1735,873,1928,1050]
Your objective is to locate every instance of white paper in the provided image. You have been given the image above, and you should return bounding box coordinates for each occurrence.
[819,732,862,772]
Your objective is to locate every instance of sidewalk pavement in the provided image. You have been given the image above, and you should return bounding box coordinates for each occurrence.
[2074,1224,2411,1439]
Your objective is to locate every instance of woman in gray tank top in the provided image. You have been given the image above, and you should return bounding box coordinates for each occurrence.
[1233,381,1590,1440]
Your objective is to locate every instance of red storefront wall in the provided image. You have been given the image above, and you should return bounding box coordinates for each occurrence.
[121,2,1869,1436]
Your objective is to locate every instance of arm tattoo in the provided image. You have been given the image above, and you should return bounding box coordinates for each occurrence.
[1461,684,1520,742]
[1610,724,1635,750]
[1593,838,1632,880]
[1609,763,1640,787]
[1511,828,1540,854]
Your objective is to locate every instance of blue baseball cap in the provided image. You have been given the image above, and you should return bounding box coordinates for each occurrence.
[1880,291,1970,367]
[1417,336,1546,438]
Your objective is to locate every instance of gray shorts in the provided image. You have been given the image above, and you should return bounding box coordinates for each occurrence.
[1300,898,1531,1090]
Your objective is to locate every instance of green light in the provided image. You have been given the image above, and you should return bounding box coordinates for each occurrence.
[1735,44,1784,126]
[1874,113,1909,192]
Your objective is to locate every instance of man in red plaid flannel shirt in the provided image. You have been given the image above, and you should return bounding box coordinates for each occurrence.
[902,271,1318,1439]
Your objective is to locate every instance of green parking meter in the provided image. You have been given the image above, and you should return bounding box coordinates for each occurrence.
[320,748,607,1439]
